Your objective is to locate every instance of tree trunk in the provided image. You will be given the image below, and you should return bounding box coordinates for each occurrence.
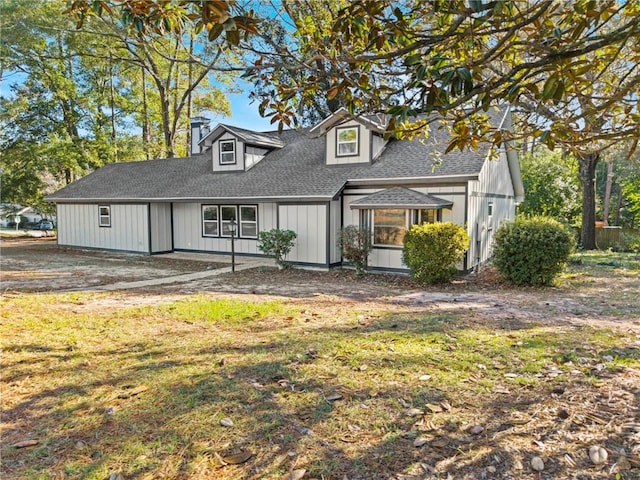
[578,152,600,250]
[109,54,118,162]
[614,186,623,226]
[186,33,194,156]
[141,67,151,160]
[602,160,614,226]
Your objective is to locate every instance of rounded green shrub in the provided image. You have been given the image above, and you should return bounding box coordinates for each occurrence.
[493,216,575,286]
[402,222,469,284]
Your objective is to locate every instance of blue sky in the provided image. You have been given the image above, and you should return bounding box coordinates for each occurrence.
[219,81,274,132]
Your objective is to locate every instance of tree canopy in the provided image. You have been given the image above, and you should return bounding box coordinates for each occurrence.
[27,1,640,247]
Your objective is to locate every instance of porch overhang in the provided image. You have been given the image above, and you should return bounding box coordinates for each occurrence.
[349,187,454,210]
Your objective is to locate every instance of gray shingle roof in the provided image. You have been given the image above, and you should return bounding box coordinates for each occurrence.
[350,187,453,209]
[48,107,509,203]
[200,124,284,148]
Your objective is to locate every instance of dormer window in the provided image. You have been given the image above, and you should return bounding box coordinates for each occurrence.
[219,140,236,164]
[336,126,359,156]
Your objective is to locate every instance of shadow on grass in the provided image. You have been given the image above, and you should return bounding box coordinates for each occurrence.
[2,306,639,479]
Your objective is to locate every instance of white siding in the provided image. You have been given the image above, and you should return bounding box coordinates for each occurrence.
[172,202,275,255]
[57,203,149,253]
[326,120,371,165]
[150,203,172,253]
[278,204,328,265]
[342,185,467,270]
[245,146,269,170]
[467,148,518,268]
[372,133,386,159]
[212,132,245,172]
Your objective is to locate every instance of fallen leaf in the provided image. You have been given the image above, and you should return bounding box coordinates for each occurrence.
[589,445,608,465]
[531,456,544,471]
[413,436,430,447]
[406,408,423,417]
[325,393,343,402]
[220,418,234,427]
[426,403,443,413]
[419,374,432,381]
[468,424,484,435]
[117,385,149,399]
[220,450,253,465]
[284,469,306,480]
[11,439,38,448]
[439,401,452,411]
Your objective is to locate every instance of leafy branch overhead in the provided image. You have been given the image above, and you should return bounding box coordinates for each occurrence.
[65,0,258,45]
[64,1,640,153]
[247,0,640,156]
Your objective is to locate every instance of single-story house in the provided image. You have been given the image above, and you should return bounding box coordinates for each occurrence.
[47,106,524,272]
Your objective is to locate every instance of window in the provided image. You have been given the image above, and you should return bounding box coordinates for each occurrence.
[240,205,258,238]
[202,205,219,236]
[418,209,436,224]
[219,140,236,164]
[488,202,494,217]
[99,205,111,227]
[221,206,238,237]
[336,126,359,156]
[373,209,407,246]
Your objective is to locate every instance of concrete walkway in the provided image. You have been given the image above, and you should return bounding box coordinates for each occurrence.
[66,252,275,292]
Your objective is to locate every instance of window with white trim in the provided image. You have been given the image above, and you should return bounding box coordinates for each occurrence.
[221,206,238,237]
[336,126,359,156]
[219,140,236,164]
[371,208,443,246]
[202,205,219,236]
[239,205,258,238]
[373,209,407,246]
[99,205,111,227]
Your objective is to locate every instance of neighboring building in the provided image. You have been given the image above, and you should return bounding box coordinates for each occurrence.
[47,106,524,272]
[0,204,46,227]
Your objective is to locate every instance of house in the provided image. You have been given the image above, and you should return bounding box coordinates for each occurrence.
[0,204,47,228]
[46,106,524,272]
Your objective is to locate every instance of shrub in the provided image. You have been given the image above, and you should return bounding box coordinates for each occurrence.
[257,229,297,269]
[493,216,575,286]
[338,225,372,276]
[402,222,469,284]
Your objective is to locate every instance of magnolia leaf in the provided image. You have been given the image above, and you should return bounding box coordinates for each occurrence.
[220,450,253,465]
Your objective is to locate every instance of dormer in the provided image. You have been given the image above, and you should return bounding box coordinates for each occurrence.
[310,108,388,165]
[198,124,285,173]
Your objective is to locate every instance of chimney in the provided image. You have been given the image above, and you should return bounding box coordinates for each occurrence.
[190,116,211,155]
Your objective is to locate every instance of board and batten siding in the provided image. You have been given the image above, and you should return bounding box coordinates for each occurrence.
[467,148,517,267]
[342,185,467,270]
[149,203,172,253]
[172,202,276,254]
[57,203,149,253]
[278,204,328,266]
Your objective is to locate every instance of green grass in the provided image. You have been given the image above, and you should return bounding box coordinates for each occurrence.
[2,265,639,479]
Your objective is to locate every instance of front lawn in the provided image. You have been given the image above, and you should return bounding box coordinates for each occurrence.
[2,254,639,479]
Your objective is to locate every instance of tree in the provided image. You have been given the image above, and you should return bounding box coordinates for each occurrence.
[64,1,640,248]
[0,0,142,205]
[518,148,581,226]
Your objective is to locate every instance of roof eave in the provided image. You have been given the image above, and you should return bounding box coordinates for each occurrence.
[346,174,478,187]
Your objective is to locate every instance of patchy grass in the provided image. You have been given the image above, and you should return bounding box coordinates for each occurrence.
[2,280,640,480]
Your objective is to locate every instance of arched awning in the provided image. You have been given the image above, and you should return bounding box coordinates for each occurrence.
[349,187,454,209]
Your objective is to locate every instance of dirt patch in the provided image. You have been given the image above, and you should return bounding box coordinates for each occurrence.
[0,238,226,292]
[2,237,639,334]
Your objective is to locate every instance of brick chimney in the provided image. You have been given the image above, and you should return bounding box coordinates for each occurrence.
[190,116,211,155]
